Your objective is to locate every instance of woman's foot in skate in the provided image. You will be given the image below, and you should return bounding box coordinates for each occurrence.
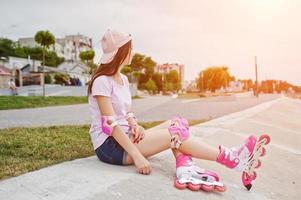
[216,134,270,190]
[175,154,226,192]
[216,135,258,172]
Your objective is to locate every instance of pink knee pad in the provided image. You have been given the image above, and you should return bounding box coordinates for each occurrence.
[101,115,119,136]
[168,116,190,148]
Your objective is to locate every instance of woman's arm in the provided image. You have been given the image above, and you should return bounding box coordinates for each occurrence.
[95,96,151,174]
[125,111,145,144]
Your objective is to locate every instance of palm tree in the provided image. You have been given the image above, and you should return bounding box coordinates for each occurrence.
[34,30,55,97]
[79,50,96,74]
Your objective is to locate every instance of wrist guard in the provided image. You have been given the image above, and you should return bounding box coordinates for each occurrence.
[126,112,138,121]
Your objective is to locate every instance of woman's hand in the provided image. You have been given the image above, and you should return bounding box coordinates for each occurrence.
[133,152,152,175]
[130,124,145,144]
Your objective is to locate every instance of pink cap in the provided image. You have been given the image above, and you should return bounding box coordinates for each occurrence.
[99,29,132,64]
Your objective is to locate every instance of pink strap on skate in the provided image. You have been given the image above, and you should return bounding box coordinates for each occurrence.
[176,154,192,168]
[216,146,240,168]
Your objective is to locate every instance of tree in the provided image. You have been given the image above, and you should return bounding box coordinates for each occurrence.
[79,50,95,63]
[132,71,141,83]
[145,78,157,94]
[197,66,232,92]
[35,30,56,96]
[165,70,181,91]
[152,73,163,92]
[79,50,96,74]
[0,38,16,58]
[137,73,149,90]
[121,65,132,74]
[54,72,70,85]
[143,56,156,77]
[129,53,156,86]
[130,53,145,71]
[1,37,64,67]
[121,65,136,82]
[45,74,52,84]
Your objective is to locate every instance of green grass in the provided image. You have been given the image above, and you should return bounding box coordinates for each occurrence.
[0,119,206,180]
[0,95,142,110]
[0,96,88,110]
[178,93,207,99]
[132,95,142,99]
[0,125,93,180]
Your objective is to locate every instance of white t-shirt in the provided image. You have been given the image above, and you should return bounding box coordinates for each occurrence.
[88,73,132,150]
[8,81,16,88]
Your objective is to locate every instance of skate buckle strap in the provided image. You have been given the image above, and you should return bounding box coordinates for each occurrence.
[176,154,193,168]
[171,136,183,149]
[216,146,240,169]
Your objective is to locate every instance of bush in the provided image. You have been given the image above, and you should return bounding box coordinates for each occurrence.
[54,73,69,85]
[199,93,206,98]
[45,74,52,84]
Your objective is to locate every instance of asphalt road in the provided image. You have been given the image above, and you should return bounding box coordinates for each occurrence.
[0,93,280,129]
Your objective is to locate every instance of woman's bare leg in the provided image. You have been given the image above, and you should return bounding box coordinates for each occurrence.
[126,128,219,164]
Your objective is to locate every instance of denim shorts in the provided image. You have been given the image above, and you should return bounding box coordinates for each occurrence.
[95,136,128,165]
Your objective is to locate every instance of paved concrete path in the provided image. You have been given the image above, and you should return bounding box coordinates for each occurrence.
[0,94,279,129]
[0,96,300,200]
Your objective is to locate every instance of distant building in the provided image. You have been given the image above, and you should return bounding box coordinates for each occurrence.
[57,61,91,85]
[18,37,36,48]
[1,56,91,86]
[0,65,12,89]
[2,56,42,86]
[18,34,93,61]
[154,63,185,89]
[228,81,243,92]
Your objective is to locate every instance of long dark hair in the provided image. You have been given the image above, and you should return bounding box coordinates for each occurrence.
[87,40,132,95]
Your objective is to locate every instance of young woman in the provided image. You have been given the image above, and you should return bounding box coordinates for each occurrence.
[87,29,270,192]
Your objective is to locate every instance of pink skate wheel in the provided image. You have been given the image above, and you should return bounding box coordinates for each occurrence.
[245,184,252,191]
[214,185,227,192]
[200,184,214,192]
[259,134,270,145]
[260,147,266,157]
[242,171,257,182]
[174,180,187,190]
[187,182,201,191]
[242,171,257,191]
[255,159,261,168]
[249,171,257,180]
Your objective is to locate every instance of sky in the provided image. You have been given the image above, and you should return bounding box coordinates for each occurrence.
[1,0,301,85]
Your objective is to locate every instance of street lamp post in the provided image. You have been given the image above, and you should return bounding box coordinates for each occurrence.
[42,47,45,97]
[201,71,204,93]
[255,56,259,98]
